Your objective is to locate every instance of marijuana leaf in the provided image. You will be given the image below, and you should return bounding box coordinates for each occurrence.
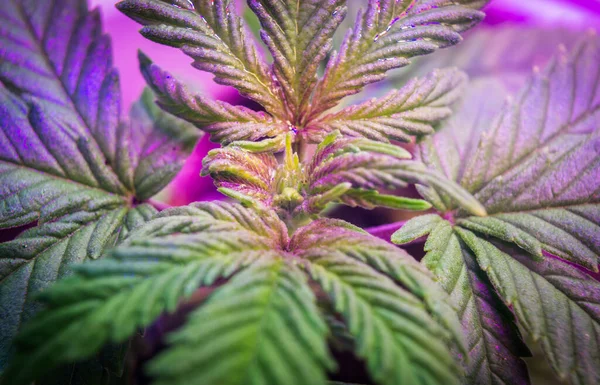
[294,219,464,385]
[201,130,486,216]
[1,202,283,385]
[394,38,600,385]
[291,219,466,353]
[309,0,487,118]
[0,0,200,371]
[117,0,285,116]
[394,216,531,385]
[421,38,600,269]
[248,0,347,121]
[122,89,200,200]
[306,68,467,143]
[140,53,288,147]
[4,204,463,385]
[458,229,600,385]
[120,0,486,146]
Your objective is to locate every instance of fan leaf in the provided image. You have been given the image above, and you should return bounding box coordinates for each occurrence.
[1,202,284,385]
[121,89,202,200]
[395,37,600,385]
[0,0,199,371]
[303,248,460,385]
[458,228,600,385]
[292,218,466,354]
[403,220,531,385]
[391,25,583,91]
[417,37,600,270]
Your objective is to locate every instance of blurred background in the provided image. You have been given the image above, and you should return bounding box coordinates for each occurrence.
[88,0,600,210]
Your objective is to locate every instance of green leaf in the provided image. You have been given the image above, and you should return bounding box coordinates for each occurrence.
[6,204,462,385]
[139,52,287,147]
[304,250,460,385]
[293,219,466,354]
[344,190,432,211]
[423,222,531,385]
[308,68,467,143]
[310,0,487,117]
[117,0,285,116]
[248,0,347,119]
[202,146,277,207]
[149,260,334,385]
[390,214,442,244]
[304,133,485,215]
[2,202,282,385]
[0,0,199,370]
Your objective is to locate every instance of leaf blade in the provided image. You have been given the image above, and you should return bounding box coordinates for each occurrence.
[308,68,467,143]
[117,0,284,116]
[310,0,486,116]
[149,260,333,385]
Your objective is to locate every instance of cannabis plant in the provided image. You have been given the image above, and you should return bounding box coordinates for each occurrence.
[1,0,599,385]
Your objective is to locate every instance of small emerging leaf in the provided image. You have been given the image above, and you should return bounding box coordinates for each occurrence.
[303,133,484,215]
[202,146,277,207]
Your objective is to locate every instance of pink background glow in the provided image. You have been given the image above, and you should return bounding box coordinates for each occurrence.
[90,0,600,205]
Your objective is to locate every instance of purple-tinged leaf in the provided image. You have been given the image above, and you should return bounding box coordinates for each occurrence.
[391,25,583,91]
[139,53,288,147]
[416,79,509,212]
[117,0,285,117]
[309,0,487,118]
[307,68,467,143]
[117,89,201,200]
[418,37,600,270]
[396,37,600,385]
[421,221,531,385]
[0,1,200,371]
[248,0,347,121]
[0,0,122,168]
[458,229,600,385]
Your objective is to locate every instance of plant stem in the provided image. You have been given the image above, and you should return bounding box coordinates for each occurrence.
[365,221,407,242]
